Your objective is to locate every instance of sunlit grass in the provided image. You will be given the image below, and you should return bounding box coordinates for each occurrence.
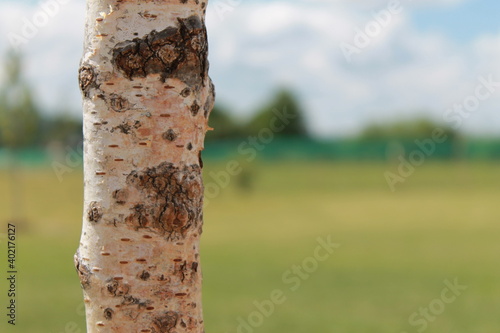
[0,161,499,332]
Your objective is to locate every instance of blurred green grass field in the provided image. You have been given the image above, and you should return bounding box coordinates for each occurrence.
[0,161,499,333]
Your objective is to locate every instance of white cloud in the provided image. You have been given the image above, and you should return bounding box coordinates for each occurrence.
[0,0,497,137]
[207,0,498,136]
[246,3,299,36]
[0,0,85,115]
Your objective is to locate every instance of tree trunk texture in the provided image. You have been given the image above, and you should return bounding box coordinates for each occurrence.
[75,1,214,332]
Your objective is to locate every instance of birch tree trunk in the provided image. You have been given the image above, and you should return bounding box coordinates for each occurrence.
[75,1,214,332]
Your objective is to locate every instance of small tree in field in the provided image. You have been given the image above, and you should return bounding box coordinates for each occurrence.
[75,1,214,332]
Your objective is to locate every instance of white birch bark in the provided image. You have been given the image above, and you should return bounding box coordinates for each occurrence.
[75,1,214,332]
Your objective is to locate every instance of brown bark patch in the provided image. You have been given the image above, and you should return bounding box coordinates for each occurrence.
[152,311,178,333]
[113,189,129,205]
[125,163,203,239]
[175,261,188,282]
[112,15,208,86]
[153,287,174,301]
[111,120,142,134]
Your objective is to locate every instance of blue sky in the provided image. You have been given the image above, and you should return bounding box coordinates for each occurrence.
[411,0,500,42]
[0,0,498,137]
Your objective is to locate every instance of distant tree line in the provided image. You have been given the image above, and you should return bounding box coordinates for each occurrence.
[0,50,82,149]
[206,89,309,142]
[0,50,311,149]
[359,118,460,143]
[1,49,486,157]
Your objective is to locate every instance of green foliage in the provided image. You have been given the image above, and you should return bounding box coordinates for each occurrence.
[206,104,242,142]
[245,89,309,138]
[206,89,309,142]
[0,49,83,149]
[41,113,83,146]
[0,55,308,147]
[0,50,42,148]
[360,118,459,142]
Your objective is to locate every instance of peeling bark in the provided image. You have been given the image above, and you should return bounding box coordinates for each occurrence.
[75,1,212,332]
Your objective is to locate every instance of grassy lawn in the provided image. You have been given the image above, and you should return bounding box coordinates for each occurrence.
[0,161,499,332]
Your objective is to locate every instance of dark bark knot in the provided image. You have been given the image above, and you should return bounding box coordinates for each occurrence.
[180,88,191,97]
[204,79,216,118]
[87,201,102,223]
[111,120,141,135]
[104,308,114,320]
[112,15,208,86]
[162,129,178,141]
[190,101,200,116]
[153,311,179,333]
[125,163,203,239]
[109,94,131,112]
[78,65,97,98]
[74,253,92,290]
[139,270,151,281]
[106,279,130,297]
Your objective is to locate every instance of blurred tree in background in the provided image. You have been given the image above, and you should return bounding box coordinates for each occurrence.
[206,104,242,142]
[40,112,83,147]
[0,51,496,163]
[359,118,465,160]
[0,50,41,149]
[0,53,315,156]
[360,118,459,142]
[0,49,83,150]
[0,50,41,228]
[207,89,309,142]
[245,89,309,138]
